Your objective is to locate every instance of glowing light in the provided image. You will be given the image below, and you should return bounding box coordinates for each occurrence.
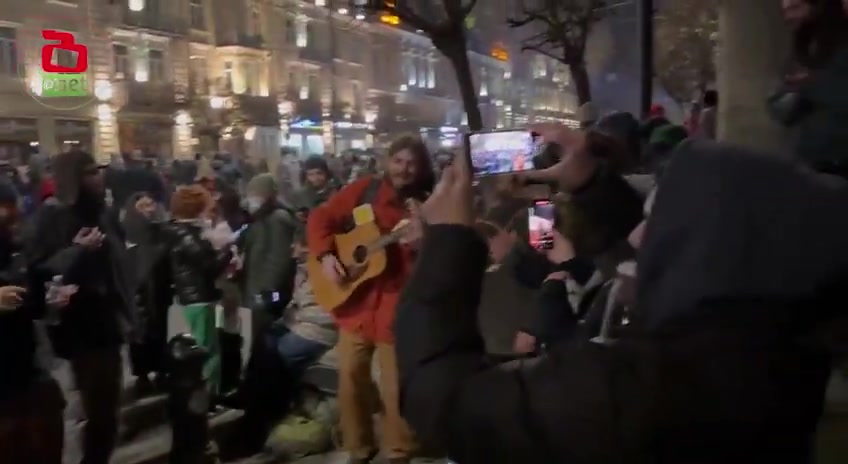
[94,79,112,101]
[30,74,43,96]
[175,111,192,126]
[355,13,365,20]
[278,101,293,114]
[380,14,400,25]
[129,0,145,12]
[210,96,225,109]
[337,8,348,14]
[97,104,112,121]
[134,68,149,83]
[315,0,325,5]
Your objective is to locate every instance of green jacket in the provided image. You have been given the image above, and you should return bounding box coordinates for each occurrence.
[241,207,297,307]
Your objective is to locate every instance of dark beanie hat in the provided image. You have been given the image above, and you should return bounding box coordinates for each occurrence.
[303,155,329,173]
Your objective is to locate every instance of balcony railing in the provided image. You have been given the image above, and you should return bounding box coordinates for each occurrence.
[298,46,332,64]
[232,94,279,127]
[119,7,188,35]
[218,34,265,49]
[114,81,178,112]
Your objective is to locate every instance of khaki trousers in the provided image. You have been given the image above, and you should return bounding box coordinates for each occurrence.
[337,330,416,459]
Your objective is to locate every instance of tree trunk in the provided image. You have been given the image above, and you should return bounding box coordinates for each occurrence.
[717,0,790,154]
[568,62,592,105]
[437,39,483,130]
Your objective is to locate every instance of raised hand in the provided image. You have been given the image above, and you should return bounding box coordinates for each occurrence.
[419,145,474,227]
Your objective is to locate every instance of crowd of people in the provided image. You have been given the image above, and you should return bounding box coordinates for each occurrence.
[1,1,847,463]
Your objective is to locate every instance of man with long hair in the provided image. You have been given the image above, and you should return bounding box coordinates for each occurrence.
[306,134,434,464]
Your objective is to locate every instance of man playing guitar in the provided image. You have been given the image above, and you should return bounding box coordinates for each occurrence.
[306,135,434,464]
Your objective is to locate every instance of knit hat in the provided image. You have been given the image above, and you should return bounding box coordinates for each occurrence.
[303,155,330,173]
[247,173,277,198]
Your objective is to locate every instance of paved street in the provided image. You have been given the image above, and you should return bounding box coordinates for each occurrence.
[56,305,256,464]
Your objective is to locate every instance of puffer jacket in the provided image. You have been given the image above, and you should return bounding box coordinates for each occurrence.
[161,221,232,305]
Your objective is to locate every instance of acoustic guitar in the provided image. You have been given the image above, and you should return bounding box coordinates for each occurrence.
[307,218,415,312]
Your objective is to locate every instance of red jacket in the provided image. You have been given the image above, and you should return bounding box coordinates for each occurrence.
[306,177,415,343]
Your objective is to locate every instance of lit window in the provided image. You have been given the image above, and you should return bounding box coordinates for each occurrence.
[147,49,165,82]
[417,56,426,87]
[533,56,547,78]
[404,53,415,86]
[296,19,307,48]
[223,61,233,90]
[190,0,205,30]
[112,44,129,79]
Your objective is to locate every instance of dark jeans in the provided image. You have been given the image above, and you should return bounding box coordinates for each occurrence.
[267,327,328,369]
[0,380,65,464]
[238,325,327,446]
[71,348,122,464]
[129,302,169,378]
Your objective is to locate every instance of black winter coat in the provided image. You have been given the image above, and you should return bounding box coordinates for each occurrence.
[160,221,231,305]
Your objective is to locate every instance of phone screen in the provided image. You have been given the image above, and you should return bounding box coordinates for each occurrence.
[467,130,541,178]
[528,200,555,250]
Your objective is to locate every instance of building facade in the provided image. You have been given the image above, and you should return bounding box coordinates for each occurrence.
[0,0,578,164]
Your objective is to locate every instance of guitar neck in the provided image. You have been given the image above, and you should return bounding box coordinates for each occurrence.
[367,228,406,254]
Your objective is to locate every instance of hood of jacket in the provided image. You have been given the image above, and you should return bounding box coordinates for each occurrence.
[636,139,848,333]
[53,150,98,205]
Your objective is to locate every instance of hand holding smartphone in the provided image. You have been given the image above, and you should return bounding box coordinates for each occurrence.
[465,129,543,178]
[528,200,555,250]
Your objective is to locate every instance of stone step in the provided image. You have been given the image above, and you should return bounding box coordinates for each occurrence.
[118,393,169,443]
[111,408,244,464]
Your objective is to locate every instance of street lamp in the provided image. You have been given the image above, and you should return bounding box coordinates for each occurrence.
[94,79,113,101]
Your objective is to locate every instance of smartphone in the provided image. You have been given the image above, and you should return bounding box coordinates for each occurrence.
[466,129,542,178]
[528,200,555,250]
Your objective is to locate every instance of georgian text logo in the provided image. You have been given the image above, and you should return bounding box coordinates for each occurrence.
[39,30,89,98]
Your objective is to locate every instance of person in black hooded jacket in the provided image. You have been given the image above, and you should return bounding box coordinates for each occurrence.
[393,124,848,464]
[123,191,173,395]
[26,150,136,464]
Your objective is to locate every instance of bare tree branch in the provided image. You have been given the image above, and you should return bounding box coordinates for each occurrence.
[391,1,442,34]
[655,0,718,102]
[460,0,478,17]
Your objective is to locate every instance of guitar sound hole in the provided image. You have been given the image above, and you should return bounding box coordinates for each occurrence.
[352,246,368,264]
